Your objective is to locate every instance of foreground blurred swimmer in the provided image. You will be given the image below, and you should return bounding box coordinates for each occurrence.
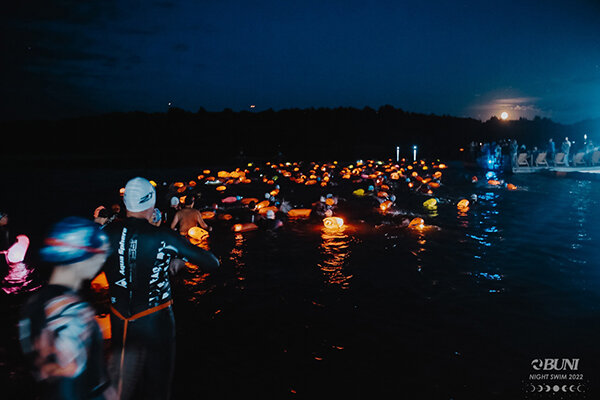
[102,177,219,400]
[19,217,116,399]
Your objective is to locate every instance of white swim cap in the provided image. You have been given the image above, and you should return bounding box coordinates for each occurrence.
[170,196,180,207]
[124,177,156,212]
[266,210,275,220]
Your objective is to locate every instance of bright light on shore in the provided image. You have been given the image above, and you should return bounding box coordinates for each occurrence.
[501,112,508,120]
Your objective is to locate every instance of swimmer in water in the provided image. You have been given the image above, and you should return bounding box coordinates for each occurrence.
[170,195,211,234]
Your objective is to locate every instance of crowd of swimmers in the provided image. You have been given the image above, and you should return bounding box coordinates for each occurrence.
[8,157,492,399]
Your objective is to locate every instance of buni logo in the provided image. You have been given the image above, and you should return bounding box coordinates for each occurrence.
[531,359,579,371]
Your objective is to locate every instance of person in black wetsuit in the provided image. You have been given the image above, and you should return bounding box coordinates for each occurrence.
[102,177,219,400]
[0,211,10,276]
[19,217,115,400]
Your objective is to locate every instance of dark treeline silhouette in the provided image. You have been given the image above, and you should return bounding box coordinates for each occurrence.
[1,106,597,168]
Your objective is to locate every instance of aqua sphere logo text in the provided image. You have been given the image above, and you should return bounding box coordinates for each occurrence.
[531,359,579,371]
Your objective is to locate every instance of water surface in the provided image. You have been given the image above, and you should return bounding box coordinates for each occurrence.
[1,163,599,398]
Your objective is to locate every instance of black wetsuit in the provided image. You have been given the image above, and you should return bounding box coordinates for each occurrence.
[103,217,219,400]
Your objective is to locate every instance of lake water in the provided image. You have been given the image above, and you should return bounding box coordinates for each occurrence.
[1,162,600,399]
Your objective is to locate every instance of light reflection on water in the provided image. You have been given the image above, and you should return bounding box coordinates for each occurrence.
[1,261,39,294]
[230,233,247,288]
[318,226,354,289]
[183,236,217,301]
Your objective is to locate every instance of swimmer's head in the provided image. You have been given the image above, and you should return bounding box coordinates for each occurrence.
[124,177,156,212]
[41,216,110,274]
[184,195,195,206]
[266,210,275,220]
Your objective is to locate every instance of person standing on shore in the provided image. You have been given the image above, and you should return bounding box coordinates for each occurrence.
[510,139,518,167]
[102,177,219,400]
[562,137,571,166]
[19,217,115,400]
[547,138,556,164]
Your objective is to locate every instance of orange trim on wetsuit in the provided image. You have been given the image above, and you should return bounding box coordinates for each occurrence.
[110,300,173,399]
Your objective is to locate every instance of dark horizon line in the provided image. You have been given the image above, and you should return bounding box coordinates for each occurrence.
[2,104,598,127]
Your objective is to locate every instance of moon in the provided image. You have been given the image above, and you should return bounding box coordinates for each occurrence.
[569,384,576,392]
[537,385,544,392]
[501,111,509,120]
[561,385,568,392]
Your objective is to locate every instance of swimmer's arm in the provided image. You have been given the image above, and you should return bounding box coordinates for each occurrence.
[196,212,209,230]
[170,212,180,231]
[169,231,220,271]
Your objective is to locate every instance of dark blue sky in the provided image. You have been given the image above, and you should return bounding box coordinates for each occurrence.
[2,0,599,123]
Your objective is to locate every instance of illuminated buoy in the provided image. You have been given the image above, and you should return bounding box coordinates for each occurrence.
[457,199,470,210]
[471,176,478,183]
[428,181,440,188]
[201,211,216,220]
[323,217,344,230]
[258,206,278,215]
[380,200,393,212]
[256,200,270,210]
[423,198,438,210]
[188,227,209,241]
[222,196,238,204]
[325,198,335,206]
[216,185,227,192]
[287,209,312,218]
[506,183,517,190]
[353,189,365,197]
[91,272,108,290]
[487,179,501,186]
[241,198,259,205]
[432,171,442,179]
[5,235,29,264]
[408,217,425,229]
[94,313,112,340]
[232,223,259,233]
[377,191,388,198]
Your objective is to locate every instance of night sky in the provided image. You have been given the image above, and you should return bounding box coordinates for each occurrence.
[2,0,599,123]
